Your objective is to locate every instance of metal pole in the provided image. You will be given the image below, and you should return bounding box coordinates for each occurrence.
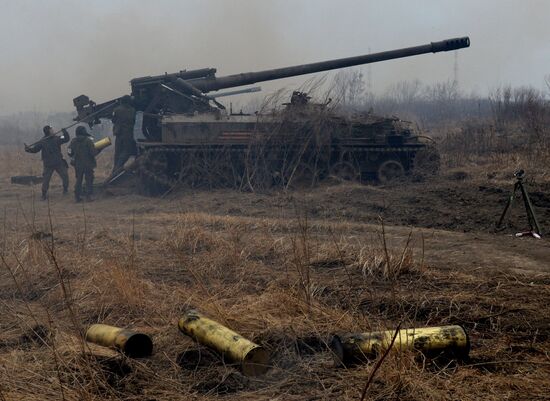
[25,102,117,148]
[496,182,518,229]
[518,180,542,235]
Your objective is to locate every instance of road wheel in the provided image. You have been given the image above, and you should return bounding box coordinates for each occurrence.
[286,163,317,189]
[413,146,441,176]
[377,159,405,183]
[329,162,359,182]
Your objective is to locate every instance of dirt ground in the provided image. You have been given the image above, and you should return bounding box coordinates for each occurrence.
[0,155,549,400]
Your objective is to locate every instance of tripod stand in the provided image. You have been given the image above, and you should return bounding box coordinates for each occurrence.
[496,170,542,238]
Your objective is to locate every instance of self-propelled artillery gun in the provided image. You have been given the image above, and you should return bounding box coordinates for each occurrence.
[72,37,470,194]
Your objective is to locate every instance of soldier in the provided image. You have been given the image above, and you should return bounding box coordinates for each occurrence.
[111,95,136,174]
[68,126,97,202]
[25,125,70,200]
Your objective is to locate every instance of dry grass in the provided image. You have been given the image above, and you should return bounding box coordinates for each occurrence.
[436,116,550,185]
[0,198,549,400]
[1,138,550,400]
[1,145,42,178]
[2,143,114,183]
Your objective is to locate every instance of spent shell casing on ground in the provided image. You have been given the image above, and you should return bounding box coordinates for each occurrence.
[330,325,469,366]
[85,324,153,358]
[178,310,269,376]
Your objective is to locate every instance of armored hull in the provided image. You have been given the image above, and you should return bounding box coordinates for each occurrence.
[136,101,438,194]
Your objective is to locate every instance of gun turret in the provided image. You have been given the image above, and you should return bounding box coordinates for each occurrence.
[73,37,470,140]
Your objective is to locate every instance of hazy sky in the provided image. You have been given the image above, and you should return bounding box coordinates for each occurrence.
[0,0,549,113]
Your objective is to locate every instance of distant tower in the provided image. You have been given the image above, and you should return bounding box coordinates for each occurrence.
[453,50,459,87]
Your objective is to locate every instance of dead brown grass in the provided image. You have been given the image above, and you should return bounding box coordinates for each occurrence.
[2,143,114,184]
[437,117,550,186]
[0,146,549,400]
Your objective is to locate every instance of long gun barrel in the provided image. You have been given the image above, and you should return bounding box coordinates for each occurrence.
[189,37,470,93]
[72,36,470,138]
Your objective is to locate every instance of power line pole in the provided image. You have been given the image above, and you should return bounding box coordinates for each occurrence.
[367,47,373,93]
[453,50,459,88]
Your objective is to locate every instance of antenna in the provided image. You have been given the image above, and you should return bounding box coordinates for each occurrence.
[367,47,373,92]
[453,50,459,87]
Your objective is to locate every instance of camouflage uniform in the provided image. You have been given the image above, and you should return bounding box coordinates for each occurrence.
[69,126,97,202]
[111,96,136,173]
[26,128,70,199]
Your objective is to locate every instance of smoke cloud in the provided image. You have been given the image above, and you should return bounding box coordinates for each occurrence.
[0,0,549,113]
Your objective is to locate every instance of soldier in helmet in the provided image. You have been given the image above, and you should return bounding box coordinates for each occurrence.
[68,126,97,202]
[111,95,136,174]
[24,125,70,200]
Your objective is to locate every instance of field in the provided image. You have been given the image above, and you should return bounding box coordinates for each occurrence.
[0,144,549,400]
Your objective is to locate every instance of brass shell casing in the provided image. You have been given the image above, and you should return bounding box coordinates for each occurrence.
[178,310,269,376]
[85,324,153,358]
[93,137,112,151]
[331,325,469,365]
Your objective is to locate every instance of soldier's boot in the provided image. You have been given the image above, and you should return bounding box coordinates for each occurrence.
[41,191,47,201]
[63,187,68,195]
[75,196,82,203]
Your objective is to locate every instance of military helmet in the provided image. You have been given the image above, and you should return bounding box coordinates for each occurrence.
[76,126,91,137]
[120,95,132,105]
[42,125,53,136]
